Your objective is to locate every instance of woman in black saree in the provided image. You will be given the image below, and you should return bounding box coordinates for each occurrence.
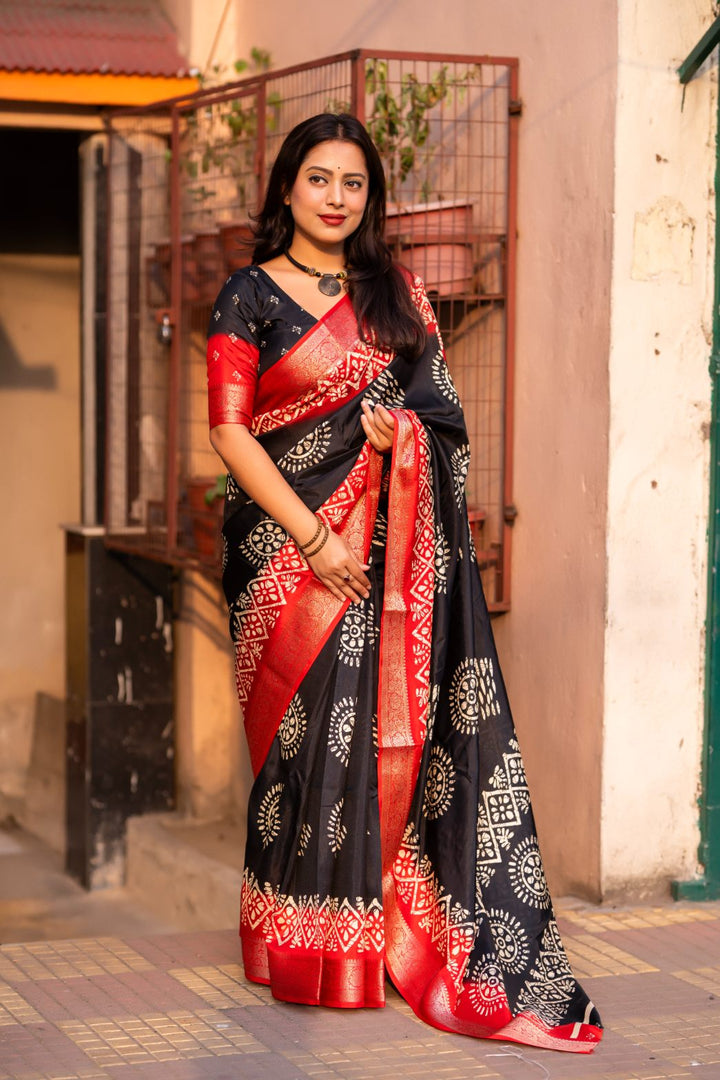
[206,112,602,1052]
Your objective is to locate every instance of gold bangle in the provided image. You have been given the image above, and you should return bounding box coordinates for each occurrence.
[303,522,330,559]
[299,517,323,552]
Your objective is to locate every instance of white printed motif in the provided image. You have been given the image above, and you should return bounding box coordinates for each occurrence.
[327,799,347,854]
[278,694,307,760]
[328,698,357,766]
[450,444,471,509]
[240,519,288,567]
[434,522,451,595]
[508,836,550,910]
[450,657,501,735]
[297,823,312,857]
[277,421,332,474]
[364,369,405,410]
[431,349,460,405]
[338,602,377,667]
[488,907,530,975]
[240,869,385,954]
[467,953,509,1017]
[422,746,456,819]
[257,783,284,849]
[515,920,576,1027]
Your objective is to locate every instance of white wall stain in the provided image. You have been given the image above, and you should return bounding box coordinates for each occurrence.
[632,196,695,285]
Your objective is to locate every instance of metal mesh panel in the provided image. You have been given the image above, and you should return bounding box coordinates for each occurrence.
[104,50,518,611]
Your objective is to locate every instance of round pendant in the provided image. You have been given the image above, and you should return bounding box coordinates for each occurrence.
[318,275,342,297]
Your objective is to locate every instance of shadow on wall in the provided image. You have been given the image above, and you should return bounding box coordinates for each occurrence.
[0,320,56,389]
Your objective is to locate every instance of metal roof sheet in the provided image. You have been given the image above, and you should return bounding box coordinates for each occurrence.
[0,0,191,77]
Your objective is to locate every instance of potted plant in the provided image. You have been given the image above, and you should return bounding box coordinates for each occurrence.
[185,475,226,559]
[365,59,479,295]
[149,50,279,308]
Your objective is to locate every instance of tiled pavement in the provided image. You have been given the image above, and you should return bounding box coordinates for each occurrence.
[1,901,720,1080]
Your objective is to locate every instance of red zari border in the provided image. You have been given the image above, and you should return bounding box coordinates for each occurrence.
[384,830,601,1052]
[240,870,386,1008]
[239,442,382,776]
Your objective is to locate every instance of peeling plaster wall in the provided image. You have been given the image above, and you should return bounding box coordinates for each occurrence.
[0,254,81,806]
[602,0,716,896]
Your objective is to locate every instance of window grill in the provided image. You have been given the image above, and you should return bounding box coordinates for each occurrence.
[102,49,519,612]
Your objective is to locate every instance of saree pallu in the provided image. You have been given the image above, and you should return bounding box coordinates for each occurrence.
[211,271,602,1052]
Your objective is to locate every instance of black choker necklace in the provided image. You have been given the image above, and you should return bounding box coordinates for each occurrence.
[284,249,347,296]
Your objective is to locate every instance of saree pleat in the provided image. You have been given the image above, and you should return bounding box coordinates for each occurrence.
[208,267,603,1051]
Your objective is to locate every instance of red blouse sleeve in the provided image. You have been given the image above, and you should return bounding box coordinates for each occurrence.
[206,332,260,429]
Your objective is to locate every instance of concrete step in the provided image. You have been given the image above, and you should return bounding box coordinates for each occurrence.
[125,813,244,932]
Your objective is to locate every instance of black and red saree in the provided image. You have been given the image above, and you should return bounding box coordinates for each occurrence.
[206,266,602,1053]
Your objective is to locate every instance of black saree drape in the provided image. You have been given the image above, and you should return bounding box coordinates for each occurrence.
[206,266,603,1052]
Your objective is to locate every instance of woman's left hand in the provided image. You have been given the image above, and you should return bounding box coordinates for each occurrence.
[360,399,395,453]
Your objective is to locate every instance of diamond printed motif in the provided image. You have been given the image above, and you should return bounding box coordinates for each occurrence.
[232,446,373,706]
[240,870,385,955]
[393,828,475,991]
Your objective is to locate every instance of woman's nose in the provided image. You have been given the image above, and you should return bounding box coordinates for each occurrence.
[326,180,344,206]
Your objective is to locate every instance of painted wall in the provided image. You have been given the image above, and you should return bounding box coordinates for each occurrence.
[0,254,81,807]
[160,0,617,897]
[602,1,716,896]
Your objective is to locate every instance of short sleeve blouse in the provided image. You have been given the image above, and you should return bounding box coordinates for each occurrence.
[206,266,319,429]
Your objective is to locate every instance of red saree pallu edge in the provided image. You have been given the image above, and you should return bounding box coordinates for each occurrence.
[377,412,435,870]
[252,297,395,437]
[383,832,601,1052]
[242,444,383,777]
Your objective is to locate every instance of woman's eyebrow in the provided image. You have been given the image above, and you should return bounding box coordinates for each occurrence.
[302,164,367,178]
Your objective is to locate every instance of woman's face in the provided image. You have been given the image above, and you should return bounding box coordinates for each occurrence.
[284,139,369,255]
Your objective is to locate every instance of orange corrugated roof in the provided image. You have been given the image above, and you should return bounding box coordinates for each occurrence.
[0,0,191,78]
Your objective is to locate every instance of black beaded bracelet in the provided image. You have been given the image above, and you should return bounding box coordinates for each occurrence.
[299,517,323,552]
[303,522,330,559]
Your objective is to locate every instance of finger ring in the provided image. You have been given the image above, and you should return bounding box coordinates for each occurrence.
[343,573,351,582]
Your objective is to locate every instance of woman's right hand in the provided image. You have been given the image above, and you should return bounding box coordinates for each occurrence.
[306,528,371,604]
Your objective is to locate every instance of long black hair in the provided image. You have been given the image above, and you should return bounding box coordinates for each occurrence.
[252,113,427,360]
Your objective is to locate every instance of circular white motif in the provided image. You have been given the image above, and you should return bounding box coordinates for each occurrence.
[241,519,287,566]
[450,658,500,734]
[328,697,357,766]
[451,444,471,509]
[278,694,307,760]
[327,799,347,853]
[277,422,332,474]
[257,783,284,849]
[467,953,508,1017]
[508,837,550,910]
[297,822,312,857]
[422,746,456,819]
[338,605,367,667]
[488,908,530,974]
[432,350,460,405]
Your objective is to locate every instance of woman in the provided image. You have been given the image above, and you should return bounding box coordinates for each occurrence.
[206,113,602,1052]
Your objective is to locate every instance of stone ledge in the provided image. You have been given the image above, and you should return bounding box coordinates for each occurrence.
[126,813,243,932]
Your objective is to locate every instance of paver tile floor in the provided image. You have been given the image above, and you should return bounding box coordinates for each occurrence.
[2,900,720,1079]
